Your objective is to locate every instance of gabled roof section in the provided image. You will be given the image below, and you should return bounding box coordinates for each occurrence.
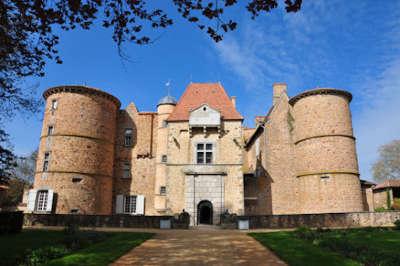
[167,83,243,122]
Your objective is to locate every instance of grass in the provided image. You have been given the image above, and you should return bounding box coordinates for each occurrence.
[0,229,152,266]
[47,232,153,266]
[0,229,67,265]
[249,231,359,266]
[250,228,400,266]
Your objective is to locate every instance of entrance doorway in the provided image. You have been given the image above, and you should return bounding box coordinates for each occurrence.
[197,200,213,225]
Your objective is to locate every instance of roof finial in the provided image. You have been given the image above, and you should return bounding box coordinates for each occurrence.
[165,79,171,96]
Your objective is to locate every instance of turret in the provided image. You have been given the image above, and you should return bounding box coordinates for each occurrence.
[154,95,177,212]
[290,88,363,213]
[30,86,120,214]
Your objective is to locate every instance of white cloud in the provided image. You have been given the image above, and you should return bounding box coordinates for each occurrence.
[213,0,400,181]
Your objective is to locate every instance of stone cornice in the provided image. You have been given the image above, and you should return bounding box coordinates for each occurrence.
[289,88,352,105]
[43,85,121,108]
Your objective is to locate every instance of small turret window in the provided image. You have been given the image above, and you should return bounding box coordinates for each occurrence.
[51,99,58,110]
[161,155,167,163]
[160,186,166,195]
[48,126,54,136]
[43,152,50,172]
[122,162,131,178]
[162,120,168,128]
[124,129,133,147]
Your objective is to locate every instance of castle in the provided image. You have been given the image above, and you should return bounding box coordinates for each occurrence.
[27,82,365,225]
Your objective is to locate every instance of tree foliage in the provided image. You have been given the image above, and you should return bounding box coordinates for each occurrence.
[0,129,16,184]
[372,139,400,181]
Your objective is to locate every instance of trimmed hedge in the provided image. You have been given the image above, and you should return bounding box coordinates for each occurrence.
[0,211,23,234]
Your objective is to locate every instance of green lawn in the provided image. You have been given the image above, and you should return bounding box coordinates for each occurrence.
[0,229,152,266]
[249,231,359,266]
[0,229,67,265]
[47,232,153,266]
[250,228,400,266]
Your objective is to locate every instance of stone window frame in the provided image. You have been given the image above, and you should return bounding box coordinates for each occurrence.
[124,128,133,147]
[35,190,49,212]
[124,195,137,213]
[193,140,216,165]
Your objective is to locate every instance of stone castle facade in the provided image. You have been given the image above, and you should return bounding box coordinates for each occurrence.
[27,82,364,225]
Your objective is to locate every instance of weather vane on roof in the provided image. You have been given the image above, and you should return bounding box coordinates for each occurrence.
[165,79,171,96]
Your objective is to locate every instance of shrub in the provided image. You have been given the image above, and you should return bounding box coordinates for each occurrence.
[294,226,317,241]
[21,246,69,266]
[394,219,400,230]
[0,211,23,234]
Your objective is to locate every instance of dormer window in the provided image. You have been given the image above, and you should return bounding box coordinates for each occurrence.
[196,143,213,164]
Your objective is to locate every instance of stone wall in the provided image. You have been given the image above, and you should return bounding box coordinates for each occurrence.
[24,213,189,229]
[237,211,400,229]
[113,103,158,215]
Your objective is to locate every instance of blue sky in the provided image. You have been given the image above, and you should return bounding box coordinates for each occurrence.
[4,0,400,181]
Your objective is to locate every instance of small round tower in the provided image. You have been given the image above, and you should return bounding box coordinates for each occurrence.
[34,85,120,214]
[290,88,363,213]
[154,95,177,211]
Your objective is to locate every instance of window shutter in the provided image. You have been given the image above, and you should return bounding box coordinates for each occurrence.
[27,189,37,212]
[135,195,145,215]
[46,190,54,212]
[116,195,124,214]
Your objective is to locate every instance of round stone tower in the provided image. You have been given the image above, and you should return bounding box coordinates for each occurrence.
[154,95,177,212]
[34,86,120,214]
[290,88,363,213]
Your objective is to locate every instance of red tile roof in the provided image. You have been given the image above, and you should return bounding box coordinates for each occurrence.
[373,179,400,190]
[167,83,243,122]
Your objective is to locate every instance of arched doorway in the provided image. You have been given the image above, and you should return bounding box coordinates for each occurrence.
[197,200,213,225]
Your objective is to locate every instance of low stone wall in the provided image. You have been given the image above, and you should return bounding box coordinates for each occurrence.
[237,211,400,229]
[24,214,189,229]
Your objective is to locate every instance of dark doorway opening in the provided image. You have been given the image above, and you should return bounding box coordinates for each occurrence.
[197,200,213,225]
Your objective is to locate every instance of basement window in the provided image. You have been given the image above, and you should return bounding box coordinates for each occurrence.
[70,209,79,214]
[320,175,330,179]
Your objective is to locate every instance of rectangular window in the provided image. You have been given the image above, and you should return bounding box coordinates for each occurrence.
[122,162,131,178]
[160,186,166,195]
[162,120,168,128]
[51,99,58,110]
[48,126,54,136]
[36,190,48,211]
[124,195,137,213]
[43,152,50,172]
[161,155,167,163]
[196,143,213,164]
[124,129,133,146]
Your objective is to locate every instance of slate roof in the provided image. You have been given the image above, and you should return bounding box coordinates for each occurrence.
[167,83,243,122]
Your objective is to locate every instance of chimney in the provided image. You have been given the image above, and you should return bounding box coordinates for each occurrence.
[273,83,287,105]
[231,96,236,108]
